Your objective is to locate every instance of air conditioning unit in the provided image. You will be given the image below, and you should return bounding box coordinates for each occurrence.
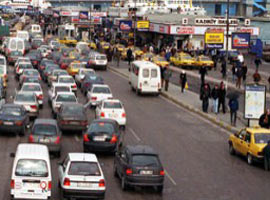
[182,18,188,25]
[244,19,250,26]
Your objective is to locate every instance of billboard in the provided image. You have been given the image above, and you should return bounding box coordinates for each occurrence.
[79,11,89,20]
[232,32,250,49]
[136,21,149,31]
[205,32,224,49]
[119,20,132,31]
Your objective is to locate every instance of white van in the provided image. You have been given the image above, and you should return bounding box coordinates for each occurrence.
[0,55,7,74]
[17,31,30,41]
[7,38,25,55]
[10,144,52,200]
[30,24,42,35]
[129,61,161,95]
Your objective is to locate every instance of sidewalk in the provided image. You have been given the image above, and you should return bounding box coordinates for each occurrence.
[109,62,246,133]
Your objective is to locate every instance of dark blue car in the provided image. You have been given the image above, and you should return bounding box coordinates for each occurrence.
[81,74,104,96]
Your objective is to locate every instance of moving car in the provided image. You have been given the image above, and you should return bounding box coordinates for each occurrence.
[114,145,164,192]
[194,55,214,69]
[170,53,195,68]
[59,57,75,70]
[20,76,40,86]
[87,84,113,107]
[88,52,108,70]
[19,69,40,86]
[14,92,39,117]
[15,62,33,80]
[52,92,77,117]
[8,51,23,65]
[42,64,60,82]
[81,74,104,96]
[58,153,106,199]
[152,56,169,67]
[67,61,84,76]
[59,37,77,45]
[47,69,69,86]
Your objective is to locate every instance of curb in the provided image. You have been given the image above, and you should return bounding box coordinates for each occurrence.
[108,66,241,133]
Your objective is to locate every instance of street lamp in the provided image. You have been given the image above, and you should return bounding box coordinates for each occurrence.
[225,0,230,89]
[133,0,136,46]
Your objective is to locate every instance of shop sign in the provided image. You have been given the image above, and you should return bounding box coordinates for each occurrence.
[172,26,194,34]
[136,21,149,31]
[91,12,107,17]
[205,32,224,49]
[79,11,88,20]
[195,18,239,26]
[119,20,132,31]
[60,11,71,16]
[232,32,250,49]
[149,23,170,34]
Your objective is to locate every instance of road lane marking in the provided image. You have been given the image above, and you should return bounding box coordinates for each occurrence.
[128,128,141,142]
[165,169,177,186]
[74,135,80,142]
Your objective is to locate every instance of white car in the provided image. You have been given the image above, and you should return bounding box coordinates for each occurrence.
[48,83,72,105]
[58,153,106,200]
[75,68,95,87]
[19,69,40,86]
[56,75,77,92]
[14,57,31,68]
[96,99,126,128]
[49,40,60,50]
[20,83,43,107]
[87,84,112,107]
[14,92,39,117]
[39,47,51,58]
[48,69,68,86]
[52,92,77,116]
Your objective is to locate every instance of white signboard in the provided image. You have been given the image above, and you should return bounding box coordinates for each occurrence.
[244,85,266,119]
[194,18,239,26]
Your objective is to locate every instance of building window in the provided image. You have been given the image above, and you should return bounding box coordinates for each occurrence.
[215,4,221,15]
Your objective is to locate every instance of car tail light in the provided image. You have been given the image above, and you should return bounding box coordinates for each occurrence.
[122,113,126,118]
[83,134,90,142]
[29,134,34,143]
[126,168,132,175]
[48,181,52,190]
[99,179,105,187]
[30,105,37,110]
[91,97,97,101]
[160,170,165,176]
[16,67,20,73]
[15,121,23,126]
[72,84,77,88]
[100,112,105,117]
[63,178,70,186]
[54,136,60,144]
[10,179,14,189]
[37,94,43,100]
[40,66,45,70]
[110,134,117,144]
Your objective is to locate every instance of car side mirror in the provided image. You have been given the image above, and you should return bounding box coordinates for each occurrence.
[10,152,15,158]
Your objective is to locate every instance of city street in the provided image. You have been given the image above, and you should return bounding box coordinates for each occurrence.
[1,62,270,200]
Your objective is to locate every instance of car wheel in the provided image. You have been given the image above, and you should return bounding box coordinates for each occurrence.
[229,143,235,155]
[157,185,163,194]
[247,153,253,165]
[121,176,127,191]
[113,163,118,178]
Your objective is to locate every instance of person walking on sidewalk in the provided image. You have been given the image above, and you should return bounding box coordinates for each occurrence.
[232,63,236,83]
[211,84,219,114]
[263,141,270,171]
[218,82,226,114]
[200,83,211,113]
[221,60,227,79]
[199,66,207,86]
[254,56,262,71]
[127,48,133,66]
[235,66,242,89]
[160,66,165,88]
[163,66,172,91]
[259,109,270,129]
[242,62,248,85]
[115,49,121,67]
[213,57,217,71]
[179,70,187,93]
[228,97,239,126]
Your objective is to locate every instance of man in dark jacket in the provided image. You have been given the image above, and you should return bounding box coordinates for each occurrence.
[179,70,187,93]
[199,66,207,86]
[228,97,239,126]
[221,60,227,78]
[127,48,133,65]
[211,84,219,114]
[200,83,211,113]
[218,82,226,113]
[263,140,270,171]
[259,109,270,129]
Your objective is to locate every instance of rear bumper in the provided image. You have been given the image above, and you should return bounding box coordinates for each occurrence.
[84,142,117,152]
[62,188,105,199]
[59,124,86,131]
[138,88,161,94]
[0,125,23,133]
[126,175,164,187]
[89,64,107,70]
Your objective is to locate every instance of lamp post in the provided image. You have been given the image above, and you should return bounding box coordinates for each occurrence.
[225,0,230,89]
[133,0,136,46]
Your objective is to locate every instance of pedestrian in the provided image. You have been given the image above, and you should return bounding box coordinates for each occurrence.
[221,60,227,79]
[115,49,121,67]
[253,69,261,83]
[228,97,239,126]
[160,66,165,88]
[165,50,171,62]
[235,66,242,89]
[200,83,211,113]
[263,140,270,171]
[213,57,217,71]
[199,66,207,85]
[218,82,226,114]
[163,66,172,91]
[232,63,236,83]
[179,70,187,93]
[127,48,133,66]
[259,109,270,129]
[242,62,248,84]
[254,56,262,71]
[211,84,219,114]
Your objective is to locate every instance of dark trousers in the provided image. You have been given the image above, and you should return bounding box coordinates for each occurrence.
[201,75,205,85]
[230,110,237,125]
[181,82,185,93]
[202,98,209,112]
[128,58,132,65]
[264,157,270,171]
[218,99,226,113]
[165,80,169,91]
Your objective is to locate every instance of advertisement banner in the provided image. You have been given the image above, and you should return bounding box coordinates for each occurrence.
[119,20,132,31]
[79,11,88,20]
[232,32,250,49]
[136,21,149,31]
[205,32,224,49]
[244,84,266,119]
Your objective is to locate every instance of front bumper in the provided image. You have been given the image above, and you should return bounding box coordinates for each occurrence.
[62,188,105,199]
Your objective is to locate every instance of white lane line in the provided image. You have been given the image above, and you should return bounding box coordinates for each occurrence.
[128,128,141,142]
[165,169,177,186]
[74,135,80,142]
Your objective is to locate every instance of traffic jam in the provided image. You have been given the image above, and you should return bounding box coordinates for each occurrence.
[3,19,165,200]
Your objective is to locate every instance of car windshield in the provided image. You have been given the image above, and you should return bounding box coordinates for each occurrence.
[56,94,76,102]
[15,159,48,177]
[93,87,110,94]
[11,51,22,56]
[22,85,41,92]
[103,102,122,109]
[254,133,270,144]
[59,77,74,83]
[0,107,22,116]
[15,93,35,102]
[33,124,57,136]
[62,105,84,115]
[131,154,160,167]
[24,70,39,76]
[68,162,101,176]
[88,122,115,134]
[55,86,70,93]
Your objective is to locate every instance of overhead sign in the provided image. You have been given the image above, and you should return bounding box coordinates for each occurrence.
[205,32,224,49]
[79,11,88,20]
[149,23,170,34]
[195,18,239,26]
[136,21,149,31]
[244,84,266,119]
[119,20,132,31]
[232,32,250,49]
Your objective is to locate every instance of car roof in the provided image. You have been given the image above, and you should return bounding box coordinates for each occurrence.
[126,145,157,155]
[16,144,49,159]
[34,118,57,125]
[61,102,83,107]
[68,153,98,162]
[246,127,270,134]
[58,75,73,78]
[103,99,121,103]
[93,84,109,88]
[22,82,41,86]
[56,92,75,95]
[52,83,71,87]
[132,60,159,68]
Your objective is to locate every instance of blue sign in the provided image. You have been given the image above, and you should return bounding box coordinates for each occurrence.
[232,32,250,49]
[119,20,132,31]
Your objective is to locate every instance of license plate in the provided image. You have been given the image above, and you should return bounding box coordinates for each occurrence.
[78,182,92,187]
[93,136,106,141]
[4,121,13,125]
[109,113,118,118]
[70,121,79,125]
[39,138,50,143]
[140,170,153,175]
[23,183,40,188]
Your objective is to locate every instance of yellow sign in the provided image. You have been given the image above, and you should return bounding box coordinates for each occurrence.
[205,32,224,44]
[136,21,150,29]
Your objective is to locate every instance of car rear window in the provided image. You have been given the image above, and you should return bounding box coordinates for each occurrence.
[96,55,107,60]
[59,77,74,83]
[88,122,115,134]
[93,87,110,94]
[11,51,22,56]
[22,85,41,92]
[56,94,76,102]
[55,86,70,93]
[142,69,149,78]
[131,154,160,167]
[20,64,33,69]
[82,70,94,75]
[24,70,39,76]
[0,107,22,116]
[33,124,57,136]
[0,58,5,65]
[68,162,100,176]
[151,69,158,78]
[62,105,84,115]
[254,133,270,144]
[15,93,35,102]
[15,159,48,177]
[103,102,122,109]
[17,41,24,50]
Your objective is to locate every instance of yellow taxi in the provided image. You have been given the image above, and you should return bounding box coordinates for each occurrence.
[81,39,97,50]
[100,42,110,50]
[194,55,214,69]
[141,53,154,61]
[228,127,270,165]
[133,47,144,58]
[152,56,169,67]
[170,53,195,68]
[67,61,84,76]
[58,37,77,45]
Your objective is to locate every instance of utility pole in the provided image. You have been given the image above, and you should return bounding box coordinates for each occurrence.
[225,0,230,89]
[133,0,136,46]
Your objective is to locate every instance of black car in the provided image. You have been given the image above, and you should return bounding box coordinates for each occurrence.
[38,58,55,72]
[42,63,60,82]
[57,103,88,132]
[81,74,104,96]
[28,118,62,157]
[7,51,23,65]
[0,104,29,136]
[114,145,164,192]
[83,119,121,153]
[25,50,42,68]
[31,39,43,49]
